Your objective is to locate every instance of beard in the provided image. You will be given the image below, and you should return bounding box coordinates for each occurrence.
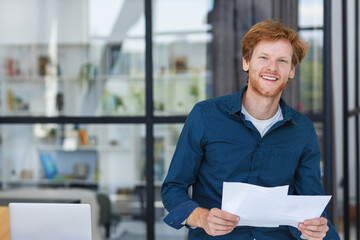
[248,72,289,98]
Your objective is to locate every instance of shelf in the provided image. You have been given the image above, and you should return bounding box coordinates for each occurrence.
[0,72,207,83]
[1,75,78,82]
[7,179,98,186]
[37,144,130,152]
[0,42,91,47]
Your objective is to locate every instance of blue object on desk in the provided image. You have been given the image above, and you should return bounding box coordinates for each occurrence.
[39,154,58,180]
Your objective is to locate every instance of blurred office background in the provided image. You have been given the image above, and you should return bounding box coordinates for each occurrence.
[0,0,358,239]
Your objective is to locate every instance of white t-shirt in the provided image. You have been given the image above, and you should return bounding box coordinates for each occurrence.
[241,104,283,137]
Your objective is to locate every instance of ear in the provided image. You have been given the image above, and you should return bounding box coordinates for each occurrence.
[242,57,249,72]
[289,65,295,78]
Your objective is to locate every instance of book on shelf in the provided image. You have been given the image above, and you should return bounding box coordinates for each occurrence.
[39,153,58,180]
[78,129,89,146]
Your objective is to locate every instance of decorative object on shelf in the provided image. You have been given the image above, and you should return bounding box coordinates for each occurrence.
[173,57,187,73]
[79,129,89,146]
[88,135,97,146]
[7,90,15,111]
[38,56,50,76]
[129,84,145,113]
[7,90,29,112]
[56,92,64,114]
[78,62,97,93]
[42,127,57,144]
[39,154,58,180]
[4,58,21,77]
[74,163,89,180]
[102,91,125,114]
[20,170,33,180]
[62,130,78,151]
[38,55,60,76]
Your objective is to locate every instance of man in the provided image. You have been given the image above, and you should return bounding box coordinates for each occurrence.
[161,20,340,240]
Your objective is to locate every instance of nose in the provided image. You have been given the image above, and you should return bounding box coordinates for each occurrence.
[266,59,278,72]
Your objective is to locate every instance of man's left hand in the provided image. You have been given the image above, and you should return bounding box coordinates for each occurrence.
[298,217,329,240]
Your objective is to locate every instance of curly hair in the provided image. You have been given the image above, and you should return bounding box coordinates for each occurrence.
[241,20,308,67]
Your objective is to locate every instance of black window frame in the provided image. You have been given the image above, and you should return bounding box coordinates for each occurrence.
[297,0,335,223]
[0,1,335,239]
[342,0,360,239]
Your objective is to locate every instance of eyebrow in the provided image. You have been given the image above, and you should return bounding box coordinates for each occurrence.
[258,52,291,60]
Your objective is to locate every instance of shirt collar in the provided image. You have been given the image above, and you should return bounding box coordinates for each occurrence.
[230,86,297,125]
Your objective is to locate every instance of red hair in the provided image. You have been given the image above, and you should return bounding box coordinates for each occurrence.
[241,20,308,66]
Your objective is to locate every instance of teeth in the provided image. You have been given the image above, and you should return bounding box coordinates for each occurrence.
[262,75,277,81]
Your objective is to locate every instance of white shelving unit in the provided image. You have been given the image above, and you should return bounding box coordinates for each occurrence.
[0,124,144,193]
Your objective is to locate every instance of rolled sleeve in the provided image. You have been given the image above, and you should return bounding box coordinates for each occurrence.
[163,200,199,229]
[161,104,206,229]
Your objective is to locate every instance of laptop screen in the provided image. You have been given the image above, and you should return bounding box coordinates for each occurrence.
[9,203,92,240]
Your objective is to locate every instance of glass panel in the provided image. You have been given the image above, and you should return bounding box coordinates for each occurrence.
[298,0,324,28]
[348,117,357,239]
[336,117,357,239]
[0,0,145,116]
[298,30,324,114]
[313,122,324,178]
[153,0,212,116]
[0,123,146,239]
[336,128,344,239]
[154,124,187,240]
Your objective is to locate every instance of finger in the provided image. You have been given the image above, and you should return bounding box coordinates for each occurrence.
[303,217,327,226]
[301,228,327,239]
[206,213,237,236]
[207,215,237,228]
[208,220,237,232]
[301,223,329,232]
[207,213,239,228]
[210,208,240,222]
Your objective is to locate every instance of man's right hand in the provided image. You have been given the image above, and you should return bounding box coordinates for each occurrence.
[186,207,240,236]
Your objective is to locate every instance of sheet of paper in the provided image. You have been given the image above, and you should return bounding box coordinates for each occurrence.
[221,182,331,228]
[221,182,289,227]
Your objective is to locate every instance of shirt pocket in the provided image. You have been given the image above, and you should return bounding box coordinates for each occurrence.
[260,149,300,186]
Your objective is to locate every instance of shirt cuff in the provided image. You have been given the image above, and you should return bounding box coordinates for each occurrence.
[182,218,197,229]
[163,200,199,229]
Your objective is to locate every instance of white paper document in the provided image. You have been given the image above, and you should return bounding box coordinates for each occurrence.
[221,182,331,228]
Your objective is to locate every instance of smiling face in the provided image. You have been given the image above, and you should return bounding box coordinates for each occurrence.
[243,39,295,99]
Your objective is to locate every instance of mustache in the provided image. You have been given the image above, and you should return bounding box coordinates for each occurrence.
[260,71,280,77]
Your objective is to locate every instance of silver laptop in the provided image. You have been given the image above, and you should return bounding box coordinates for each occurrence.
[9,203,92,240]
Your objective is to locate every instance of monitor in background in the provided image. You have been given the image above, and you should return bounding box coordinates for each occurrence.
[9,203,92,240]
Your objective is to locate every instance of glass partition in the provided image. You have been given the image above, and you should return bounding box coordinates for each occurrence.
[0,0,145,116]
[0,123,147,239]
[153,0,212,116]
[298,0,324,114]
[298,30,324,114]
[154,124,187,240]
[298,0,324,28]
[0,0,335,239]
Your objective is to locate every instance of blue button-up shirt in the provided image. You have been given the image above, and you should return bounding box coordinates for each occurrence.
[161,87,340,239]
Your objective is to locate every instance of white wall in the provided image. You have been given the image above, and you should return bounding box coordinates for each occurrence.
[0,0,88,44]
